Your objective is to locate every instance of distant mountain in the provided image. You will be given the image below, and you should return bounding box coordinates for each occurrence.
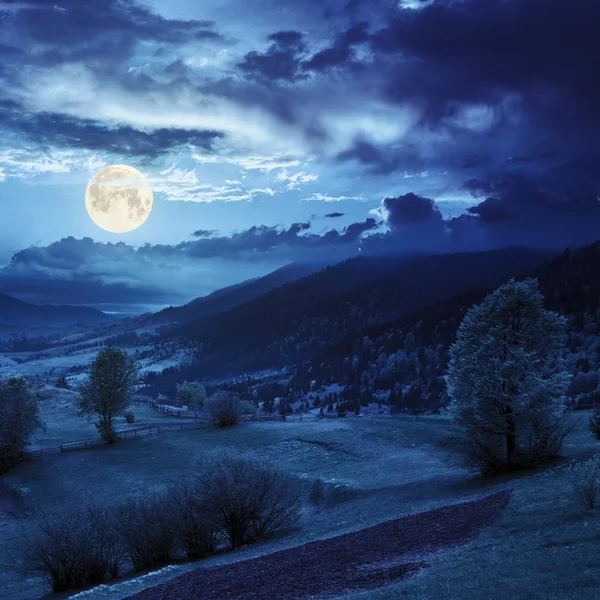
[146,247,552,389]
[144,262,329,325]
[0,292,115,326]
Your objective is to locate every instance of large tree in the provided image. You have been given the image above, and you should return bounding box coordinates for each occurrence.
[0,376,43,472]
[79,348,138,441]
[446,278,571,473]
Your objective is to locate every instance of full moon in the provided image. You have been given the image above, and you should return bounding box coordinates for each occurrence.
[85,165,153,233]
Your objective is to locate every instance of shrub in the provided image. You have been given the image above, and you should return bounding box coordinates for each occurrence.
[198,450,301,549]
[117,493,178,571]
[567,454,600,509]
[169,484,219,559]
[20,504,122,592]
[204,391,242,426]
[124,411,135,424]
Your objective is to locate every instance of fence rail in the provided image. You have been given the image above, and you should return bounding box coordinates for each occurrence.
[22,414,284,461]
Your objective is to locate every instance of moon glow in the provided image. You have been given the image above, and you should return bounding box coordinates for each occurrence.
[85,165,153,233]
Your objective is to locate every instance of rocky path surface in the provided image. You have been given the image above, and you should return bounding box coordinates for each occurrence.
[127,489,511,600]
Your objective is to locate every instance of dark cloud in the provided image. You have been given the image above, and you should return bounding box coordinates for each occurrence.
[191,229,218,238]
[169,219,379,259]
[0,220,381,310]
[337,139,399,174]
[302,21,369,72]
[383,193,443,227]
[325,212,345,218]
[370,0,600,134]
[238,31,308,83]
[0,0,222,69]
[268,30,305,48]
[0,108,224,158]
[363,173,600,255]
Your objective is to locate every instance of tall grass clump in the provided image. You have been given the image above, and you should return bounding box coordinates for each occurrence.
[567,453,600,509]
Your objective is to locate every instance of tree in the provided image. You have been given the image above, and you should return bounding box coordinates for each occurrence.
[55,373,68,389]
[446,278,571,474]
[176,381,206,409]
[0,376,43,473]
[78,348,138,441]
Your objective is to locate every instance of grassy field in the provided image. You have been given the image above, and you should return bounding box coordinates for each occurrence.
[0,411,598,599]
[28,388,198,449]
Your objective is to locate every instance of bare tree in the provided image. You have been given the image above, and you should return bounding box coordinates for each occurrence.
[18,504,122,592]
[204,390,243,426]
[117,493,179,571]
[168,483,219,559]
[198,450,301,549]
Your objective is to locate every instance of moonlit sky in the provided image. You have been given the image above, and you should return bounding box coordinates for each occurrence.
[1,0,600,313]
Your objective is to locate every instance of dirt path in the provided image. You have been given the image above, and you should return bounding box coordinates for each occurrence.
[126,489,511,600]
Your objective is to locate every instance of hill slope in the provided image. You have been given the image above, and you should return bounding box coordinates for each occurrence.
[0,292,115,326]
[146,247,551,389]
[144,262,328,325]
[292,241,600,411]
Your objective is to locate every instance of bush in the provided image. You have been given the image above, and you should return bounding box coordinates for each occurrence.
[117,493,178,571]
[169,484,219,559]
[204,391,242,426]
[124,411,135,424]
[20,504,122,592]
[567,454,600,509]
[198,450,301,549]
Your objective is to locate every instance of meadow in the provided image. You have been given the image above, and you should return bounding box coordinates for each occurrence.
[0,391,599,599]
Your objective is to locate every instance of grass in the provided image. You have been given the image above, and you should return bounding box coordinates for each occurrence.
[0,412,598,599]
[28,388,198,449]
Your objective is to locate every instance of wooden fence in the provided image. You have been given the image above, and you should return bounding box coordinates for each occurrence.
[22,414,283,461]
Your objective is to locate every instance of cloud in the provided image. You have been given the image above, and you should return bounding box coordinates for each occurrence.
[0,107,224,159]
[325,212,344,218]
[358,169,600,255]
[0,218,381,310]
[302,21,370,72]
[275,169,319,189]
[238,30,308,82]
[304,192,365,202]
[0,0,223,70]
[191,229,217,238]
[382,193,443,227]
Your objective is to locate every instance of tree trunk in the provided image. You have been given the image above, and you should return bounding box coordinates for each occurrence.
[506,404,516,469]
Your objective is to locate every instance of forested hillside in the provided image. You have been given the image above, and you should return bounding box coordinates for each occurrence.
[145,247,550,392]
[292,242,600,413]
